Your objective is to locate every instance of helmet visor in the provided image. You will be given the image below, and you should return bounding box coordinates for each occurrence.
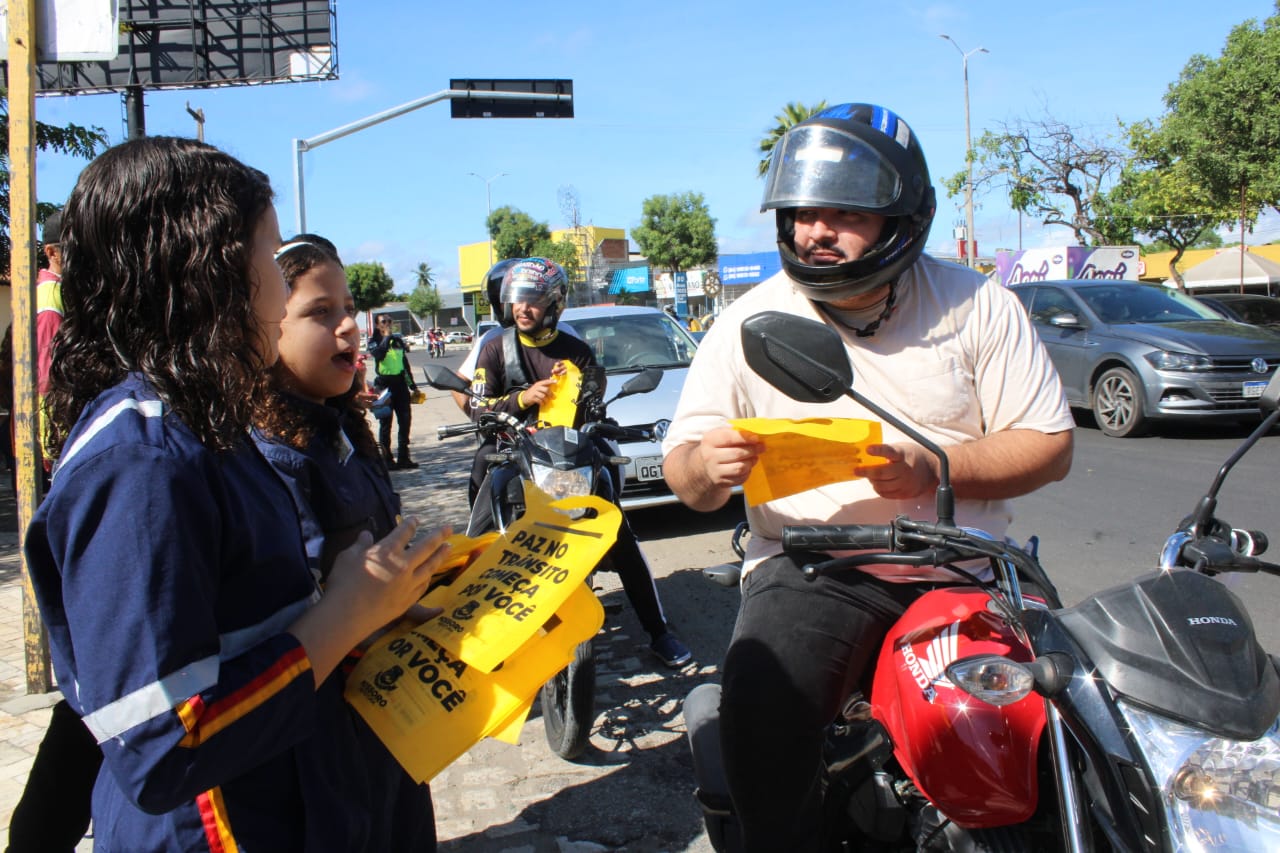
[501,279,554,309]
[762,125,903,214]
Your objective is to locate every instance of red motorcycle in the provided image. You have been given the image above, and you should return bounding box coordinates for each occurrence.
[686,311,1280,852]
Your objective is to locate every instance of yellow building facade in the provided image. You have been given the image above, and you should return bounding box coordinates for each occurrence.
[457,225,628,294]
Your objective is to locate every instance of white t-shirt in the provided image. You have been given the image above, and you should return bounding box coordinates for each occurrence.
[661,255,1074,581]
[457,321,580,380]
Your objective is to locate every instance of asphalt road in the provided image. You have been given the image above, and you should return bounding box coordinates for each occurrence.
[399,346,1280,851]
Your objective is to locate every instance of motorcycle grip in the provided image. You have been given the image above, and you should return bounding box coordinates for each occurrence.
[783,524,894,552]
[437,422,479,440]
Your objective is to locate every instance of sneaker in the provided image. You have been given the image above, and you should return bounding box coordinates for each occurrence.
[651,632,692,669]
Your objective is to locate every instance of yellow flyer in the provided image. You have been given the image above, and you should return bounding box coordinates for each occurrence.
[729,417,886,505]
[346,581,603,782]
[414,486,620,673]
[536,361,582,428]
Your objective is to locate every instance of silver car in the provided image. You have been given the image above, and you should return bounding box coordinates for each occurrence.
[1010,280,1280,437]
[559,305,699,509]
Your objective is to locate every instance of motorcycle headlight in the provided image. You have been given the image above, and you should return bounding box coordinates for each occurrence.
[532,463,593,503]
[1145,350,1212,371]
[1120,700,1280,849]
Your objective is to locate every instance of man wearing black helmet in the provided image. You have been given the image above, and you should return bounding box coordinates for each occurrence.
[662,104,1074,850]
[468,258,693,670]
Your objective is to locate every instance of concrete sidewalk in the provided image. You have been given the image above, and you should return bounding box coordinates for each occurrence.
[0,385,476,845]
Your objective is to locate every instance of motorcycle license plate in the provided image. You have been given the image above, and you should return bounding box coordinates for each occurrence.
[636,456,664,482]
[1244,380,1266,399]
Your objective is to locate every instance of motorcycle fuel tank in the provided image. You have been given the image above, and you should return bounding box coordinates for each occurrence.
[871,587,1045,828]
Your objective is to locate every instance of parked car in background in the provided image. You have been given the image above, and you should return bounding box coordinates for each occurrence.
[1010,279,1280,437]
[1193,293,1280,330]
[559,305,706,510]
[445,331,473,344]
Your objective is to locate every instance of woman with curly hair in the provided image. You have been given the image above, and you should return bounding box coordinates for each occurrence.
[24,136,452,852]
[252,233,438,849]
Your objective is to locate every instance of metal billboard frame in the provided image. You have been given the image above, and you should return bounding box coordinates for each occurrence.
[3,0,338,95]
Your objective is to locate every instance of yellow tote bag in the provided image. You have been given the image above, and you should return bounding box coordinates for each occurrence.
[346,581,603,782]
[345,485,618,781]
[535,361,583,428]
[414,487,619,674]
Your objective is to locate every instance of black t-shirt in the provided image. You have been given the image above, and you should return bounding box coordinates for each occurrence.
[471,328,598,425]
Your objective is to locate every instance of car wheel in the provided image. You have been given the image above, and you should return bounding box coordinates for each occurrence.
[1092,367,1148,438]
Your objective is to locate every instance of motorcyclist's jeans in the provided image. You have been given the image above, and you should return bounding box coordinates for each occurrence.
[719,554,939,853]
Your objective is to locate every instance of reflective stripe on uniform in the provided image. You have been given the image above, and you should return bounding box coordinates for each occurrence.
[56,399,165,476]
[81,591,316,743]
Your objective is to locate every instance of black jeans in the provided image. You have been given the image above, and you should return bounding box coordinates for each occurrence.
[376,374,412,456]
[6,698,102,853]
[719,554,935,853]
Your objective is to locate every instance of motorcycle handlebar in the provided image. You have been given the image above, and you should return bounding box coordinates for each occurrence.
[437,422,480,440]
[783,524,894,552]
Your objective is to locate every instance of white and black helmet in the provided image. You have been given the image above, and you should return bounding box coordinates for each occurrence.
[762,103,936,302]
[499,257,568,332]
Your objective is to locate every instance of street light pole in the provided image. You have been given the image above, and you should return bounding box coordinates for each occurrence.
[468,171,507,267]
[940,34,988,269]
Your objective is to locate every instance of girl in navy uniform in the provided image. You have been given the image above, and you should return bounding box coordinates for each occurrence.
[25,136,452,852]
[252,234,438,850]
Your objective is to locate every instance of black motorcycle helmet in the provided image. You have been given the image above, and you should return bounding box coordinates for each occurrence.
[761,103,936,302]
[499,257,568,333]
[484,257,523,328]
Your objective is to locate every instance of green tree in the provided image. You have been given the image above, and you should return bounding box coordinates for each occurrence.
[407,261,443,325]
[346,261,396,312]
[488,205,551,260]
[631,192,718,275]
[1,89,109,280]
[1160,3,1280,230]
[757,101,827,178]
[944,115,1127,246]
[1097,120,1234,289]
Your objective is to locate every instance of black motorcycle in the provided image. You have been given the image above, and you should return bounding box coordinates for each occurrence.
[421,362,663,759]
[686,311,1280,852]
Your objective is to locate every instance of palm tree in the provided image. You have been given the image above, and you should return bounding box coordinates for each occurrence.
[409,262,442,328]
[415,262,435,293]
[757,101,828,178]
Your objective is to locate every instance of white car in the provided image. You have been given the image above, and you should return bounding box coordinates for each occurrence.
[558,305,702,511]
[445,331,473,344]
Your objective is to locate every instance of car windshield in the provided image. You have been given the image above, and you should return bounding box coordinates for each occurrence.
[1228,298,1280,325]
[569,311,698,372]
[1077,284,1223,324]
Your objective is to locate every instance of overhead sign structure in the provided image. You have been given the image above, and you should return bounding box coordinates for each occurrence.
[449,79,573,119]
[293,79,574,233]
[2,0,337,95]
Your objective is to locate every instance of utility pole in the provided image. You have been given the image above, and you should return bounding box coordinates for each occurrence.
[468,171,507,267]
[940,35,988,269]
[186,102,205,142]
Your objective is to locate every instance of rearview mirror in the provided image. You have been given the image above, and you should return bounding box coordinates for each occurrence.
[421,364,468,392]
[740,312,851,403]
[620,366,663,397]
[1047,313,1084,329]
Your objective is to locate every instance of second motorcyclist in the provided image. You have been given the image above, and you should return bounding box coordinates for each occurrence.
[660,102,1075,851]
[468,257,693,669]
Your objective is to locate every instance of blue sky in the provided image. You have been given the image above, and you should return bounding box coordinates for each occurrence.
[29,1,1280,293]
